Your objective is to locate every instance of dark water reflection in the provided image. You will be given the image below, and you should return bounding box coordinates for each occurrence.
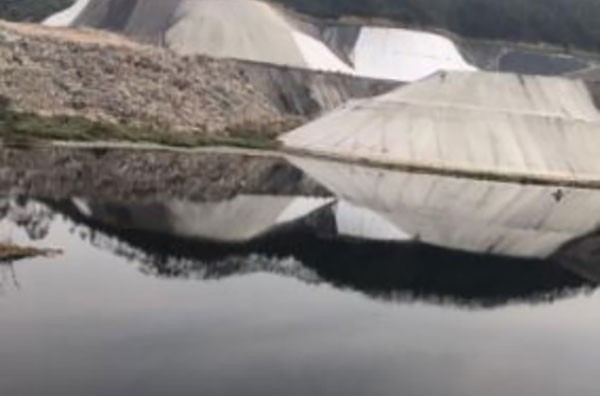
[2,153,600,396]
[41,198,596,308]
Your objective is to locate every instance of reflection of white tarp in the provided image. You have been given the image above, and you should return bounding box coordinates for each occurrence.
[282,72,600,182]
[77,195,333,243]
[289,156,600,258]
[43,0,475,81]
[334,201,409,241]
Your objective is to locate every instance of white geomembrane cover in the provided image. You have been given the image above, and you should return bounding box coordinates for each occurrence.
[282,71,600,181]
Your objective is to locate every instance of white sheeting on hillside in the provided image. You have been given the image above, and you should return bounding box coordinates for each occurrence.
[282,71,600,182]
[166,0,307,66]
[291,31,354,74]
[43,0,353,73]
[352,27,476,81]
[42,0,478,80]
[288,156,600,258]
[43,0,91,26]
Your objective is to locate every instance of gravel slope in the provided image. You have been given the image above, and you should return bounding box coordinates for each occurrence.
[0,21,292,137]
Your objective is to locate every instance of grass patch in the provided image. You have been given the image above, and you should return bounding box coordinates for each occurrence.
[0,97,280,150]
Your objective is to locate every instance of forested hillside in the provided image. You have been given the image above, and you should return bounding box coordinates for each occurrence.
[275,0,600,52]
[0,0,71,22]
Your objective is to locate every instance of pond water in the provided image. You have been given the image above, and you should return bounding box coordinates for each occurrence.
[2,153,600,396]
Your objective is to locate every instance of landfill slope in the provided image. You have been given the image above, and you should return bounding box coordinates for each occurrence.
[282,71,600,182]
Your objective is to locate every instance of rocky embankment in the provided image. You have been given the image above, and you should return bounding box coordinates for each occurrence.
[0,22,396,145]
[0,22,291,140]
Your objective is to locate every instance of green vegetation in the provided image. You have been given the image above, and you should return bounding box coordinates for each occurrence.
[0,97,279,150]
[275,0,600,53]
[0,0,73,22]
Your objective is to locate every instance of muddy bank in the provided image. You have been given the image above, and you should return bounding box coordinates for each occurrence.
[0,147,329,202]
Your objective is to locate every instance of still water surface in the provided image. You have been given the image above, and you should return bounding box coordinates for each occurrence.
[1,156,600,396]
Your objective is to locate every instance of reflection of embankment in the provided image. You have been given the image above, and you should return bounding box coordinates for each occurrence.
[0,148,329,202]
[44,197,597,309]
